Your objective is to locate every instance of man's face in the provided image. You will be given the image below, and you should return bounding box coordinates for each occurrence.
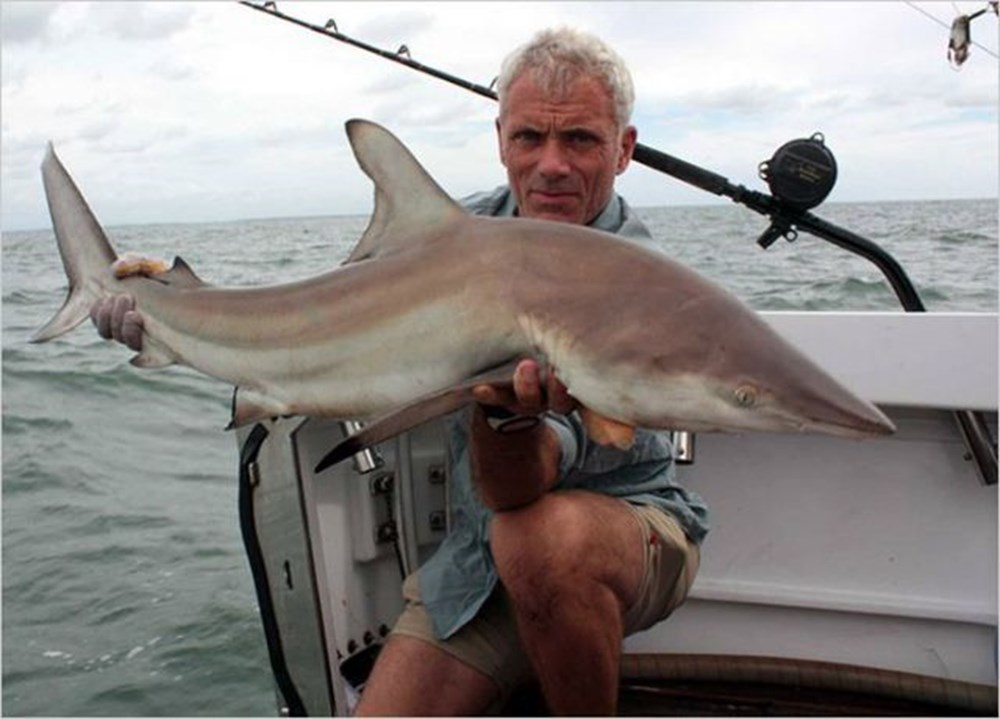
[496,72,637,225]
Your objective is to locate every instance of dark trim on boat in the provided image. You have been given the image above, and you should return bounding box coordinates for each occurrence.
[238,423,309,717]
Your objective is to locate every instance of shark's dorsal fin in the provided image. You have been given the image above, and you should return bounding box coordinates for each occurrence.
[343,119,464,264]
[110,254,205,289]
[161,256,206,289]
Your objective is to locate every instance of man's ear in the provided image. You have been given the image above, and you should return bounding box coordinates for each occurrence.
[616,125,638,175]
[495,117,508,168]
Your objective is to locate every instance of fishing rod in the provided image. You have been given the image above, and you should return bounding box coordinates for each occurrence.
[240,0,996,485]
[239,1,498,101]
[239,0,923,309]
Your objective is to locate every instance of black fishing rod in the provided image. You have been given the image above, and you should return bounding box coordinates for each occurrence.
[240,0,996,485]
[239,0,925,310]
[239,1,498,101]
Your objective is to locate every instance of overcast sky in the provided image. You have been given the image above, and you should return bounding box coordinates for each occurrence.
[2,1,997,231]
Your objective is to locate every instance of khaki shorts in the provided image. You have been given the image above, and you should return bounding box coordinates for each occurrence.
[391,502,700,697]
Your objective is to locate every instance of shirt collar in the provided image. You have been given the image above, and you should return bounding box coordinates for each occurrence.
[508,190,622,231]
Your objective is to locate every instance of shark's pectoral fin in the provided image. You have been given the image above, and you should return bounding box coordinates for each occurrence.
[578,407,637,450]
[227,387,291,429]
[315,360,522,473]
[315,387,478,473]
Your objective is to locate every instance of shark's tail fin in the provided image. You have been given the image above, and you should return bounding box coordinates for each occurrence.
[31,144,118,343]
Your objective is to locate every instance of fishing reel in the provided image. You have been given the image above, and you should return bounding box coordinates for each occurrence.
[758,132,838,211]
[756,132,838,248]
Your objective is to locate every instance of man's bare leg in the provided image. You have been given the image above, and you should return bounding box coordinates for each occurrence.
[490,490,646,715]
[355,635,499,716]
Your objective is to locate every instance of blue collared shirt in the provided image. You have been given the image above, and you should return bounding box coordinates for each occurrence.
[417,186,710,639]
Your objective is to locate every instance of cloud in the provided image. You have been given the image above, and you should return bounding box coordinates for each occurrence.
[354,8,435,47]
[675,84,800,115]
[1,1,996,231]
[146,56,196,83]
[364,72,417,96]
[0,2,60,44]
[83,1,196,41]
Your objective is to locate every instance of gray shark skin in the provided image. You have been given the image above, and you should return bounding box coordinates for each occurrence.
[32,119,894,459]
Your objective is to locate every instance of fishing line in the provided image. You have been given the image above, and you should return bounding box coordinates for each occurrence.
[904,0,999,58]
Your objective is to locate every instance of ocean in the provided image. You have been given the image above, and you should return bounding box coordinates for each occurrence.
[2,199,997,716]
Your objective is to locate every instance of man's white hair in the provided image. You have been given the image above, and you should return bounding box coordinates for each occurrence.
[496,27,635,128]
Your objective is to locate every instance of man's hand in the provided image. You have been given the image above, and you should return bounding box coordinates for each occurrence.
[471,358,577,416]
[90,295,144,351]
[469,358,571,510]
[89,253,167,352]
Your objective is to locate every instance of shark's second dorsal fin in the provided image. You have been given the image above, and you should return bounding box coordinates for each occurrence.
[343,119,464,264]
[110,254,205,289]
[161,256,205,289]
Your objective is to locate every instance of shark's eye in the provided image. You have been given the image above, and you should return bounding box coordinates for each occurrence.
[734,384,758,408]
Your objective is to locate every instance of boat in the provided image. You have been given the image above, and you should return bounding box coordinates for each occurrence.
[228,4,997,714]
[235,308,997,716]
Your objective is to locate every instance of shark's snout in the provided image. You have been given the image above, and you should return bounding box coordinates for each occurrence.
[792,393,896,438]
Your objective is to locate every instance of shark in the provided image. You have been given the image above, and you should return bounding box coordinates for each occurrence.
[32,119,894,472]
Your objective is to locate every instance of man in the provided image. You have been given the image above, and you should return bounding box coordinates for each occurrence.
[92,27,709,716]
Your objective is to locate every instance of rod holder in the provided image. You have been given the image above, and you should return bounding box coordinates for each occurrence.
[339,420,384,474]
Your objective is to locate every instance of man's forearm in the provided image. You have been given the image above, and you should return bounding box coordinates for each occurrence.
[469,406,561,511]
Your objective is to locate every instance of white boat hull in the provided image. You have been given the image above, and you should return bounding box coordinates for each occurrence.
[236,311,998,714]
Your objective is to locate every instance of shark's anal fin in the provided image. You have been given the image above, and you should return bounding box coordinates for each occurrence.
[579,407,636,450]
[227,387,291,430]
[129,335,178,369]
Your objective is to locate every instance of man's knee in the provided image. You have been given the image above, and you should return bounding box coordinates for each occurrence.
[489,492,643,615]
[490,493,592,587]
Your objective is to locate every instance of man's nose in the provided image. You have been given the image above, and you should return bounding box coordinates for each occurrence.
[536,138,571,178]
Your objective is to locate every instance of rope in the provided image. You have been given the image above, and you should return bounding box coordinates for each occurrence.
[620,653,998,714]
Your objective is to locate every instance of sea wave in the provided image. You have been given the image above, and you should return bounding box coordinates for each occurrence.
[936,230,994,244]
[3,200,995,717]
